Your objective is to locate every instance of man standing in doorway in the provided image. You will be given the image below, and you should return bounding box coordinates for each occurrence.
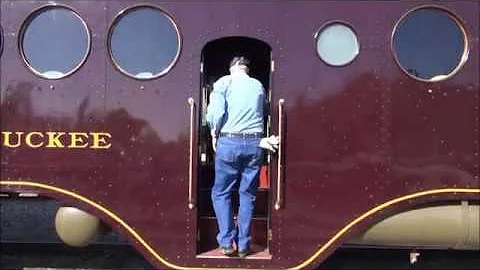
[206,56,278,258]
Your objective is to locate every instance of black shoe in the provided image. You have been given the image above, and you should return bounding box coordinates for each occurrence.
[238,248,250,258]
[220,246,234,256]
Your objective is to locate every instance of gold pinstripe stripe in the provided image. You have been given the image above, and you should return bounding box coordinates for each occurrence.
[1,180,479,270]
[291,187,479,270]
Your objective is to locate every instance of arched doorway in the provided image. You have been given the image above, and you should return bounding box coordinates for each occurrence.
[197,37,272,259]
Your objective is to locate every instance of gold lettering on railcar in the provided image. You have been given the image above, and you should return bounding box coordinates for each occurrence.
[90,132,111,149]
[68,132,89,148]
[46,132,66,148]
[26,132,44,148]
[1,131,112,149]
[2,131,23,147]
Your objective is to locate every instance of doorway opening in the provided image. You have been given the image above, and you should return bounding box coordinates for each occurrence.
[196,36,272,259]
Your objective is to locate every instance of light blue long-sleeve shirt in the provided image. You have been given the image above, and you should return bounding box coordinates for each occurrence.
[206,72,265,137]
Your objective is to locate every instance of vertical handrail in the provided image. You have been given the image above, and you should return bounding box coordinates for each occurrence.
[187,98,195,210]
[274,99,285,210]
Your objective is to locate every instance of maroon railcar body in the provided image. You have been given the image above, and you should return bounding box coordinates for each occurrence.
[1,1,479,269]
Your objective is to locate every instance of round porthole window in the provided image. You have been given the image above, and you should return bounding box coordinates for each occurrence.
[315,22,360,66]
[108,5,181,80]
[392,7,468,82]
[19,6,91,79]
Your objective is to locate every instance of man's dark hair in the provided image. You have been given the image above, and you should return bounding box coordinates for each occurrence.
[230,56,250,68]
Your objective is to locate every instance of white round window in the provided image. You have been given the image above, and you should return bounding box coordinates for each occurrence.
[315,22,359,66]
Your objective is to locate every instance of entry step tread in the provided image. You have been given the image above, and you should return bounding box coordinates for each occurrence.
[196,245,271,260]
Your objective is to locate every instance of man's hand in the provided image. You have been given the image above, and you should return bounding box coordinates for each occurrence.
[259,135,279,152]
[212,137,217,152]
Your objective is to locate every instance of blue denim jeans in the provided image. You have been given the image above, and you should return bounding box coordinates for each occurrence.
[211,136,263,251]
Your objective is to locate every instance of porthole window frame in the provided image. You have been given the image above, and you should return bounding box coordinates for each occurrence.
[0,25,5,57]
[314,20,361,67]
[107,4,182,81]
[391,5,470,83]
[0,26,4,57]
[18,4,92,80]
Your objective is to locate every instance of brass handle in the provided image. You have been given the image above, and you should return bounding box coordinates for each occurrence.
[187,98,195,210]
[274,99,285,210]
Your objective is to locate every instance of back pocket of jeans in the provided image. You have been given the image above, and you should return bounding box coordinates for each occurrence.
[216,144,236,163]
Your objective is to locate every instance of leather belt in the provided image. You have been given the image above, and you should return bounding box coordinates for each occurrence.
[220,132,263,138]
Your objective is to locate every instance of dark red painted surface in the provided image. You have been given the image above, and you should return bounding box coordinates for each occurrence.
[1,1,478,269]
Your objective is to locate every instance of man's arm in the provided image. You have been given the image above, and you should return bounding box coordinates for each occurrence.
[206,79,227,138]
